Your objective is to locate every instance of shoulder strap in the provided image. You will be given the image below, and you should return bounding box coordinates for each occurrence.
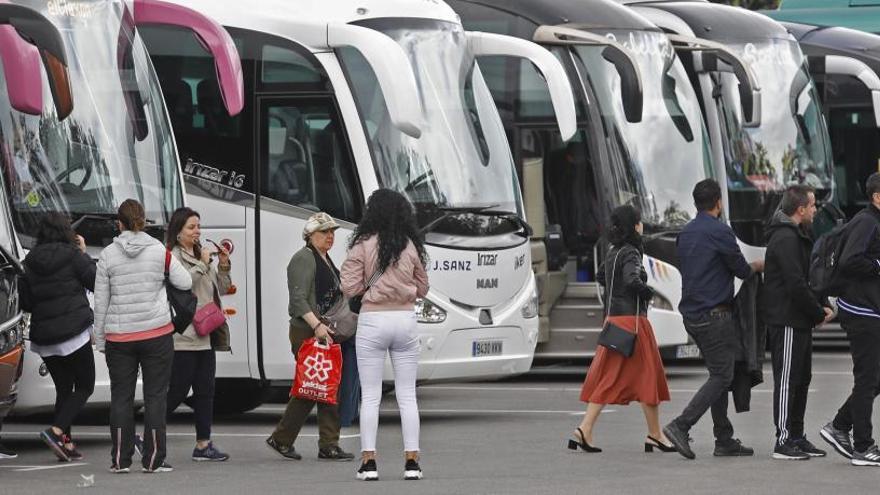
[604,249,622,319]
[164,250,171,277]
[364,267,384,292]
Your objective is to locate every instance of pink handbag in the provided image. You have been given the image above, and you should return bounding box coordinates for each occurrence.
[192,301,226,337]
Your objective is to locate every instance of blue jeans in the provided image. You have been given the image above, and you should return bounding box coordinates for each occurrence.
[672,310,736,443]
[338,339,360,427]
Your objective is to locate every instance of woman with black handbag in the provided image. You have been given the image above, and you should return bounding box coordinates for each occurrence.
[568,205,673,453]
[165,207,232,462]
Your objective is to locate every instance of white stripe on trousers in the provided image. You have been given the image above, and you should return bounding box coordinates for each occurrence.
[778,326,793,444]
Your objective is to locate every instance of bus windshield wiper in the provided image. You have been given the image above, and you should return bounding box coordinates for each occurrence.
[70,212,118,230]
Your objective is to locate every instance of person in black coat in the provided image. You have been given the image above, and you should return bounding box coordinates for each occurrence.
[821,172,880,466]
[20,213,96,462]
[763,185,833,461]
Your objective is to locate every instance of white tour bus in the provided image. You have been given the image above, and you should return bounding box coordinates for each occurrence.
[9,0,244,414]
[140,0,578,412]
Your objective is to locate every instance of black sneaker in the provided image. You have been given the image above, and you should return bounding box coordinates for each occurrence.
[852,444,880,467]
[772,441,810,460]
[142,461,174,473]
[357,458,378,481]
[714,438,754,457]
[663,422,695,460]
[0,443,17,459]
[404,459,423,480]
[820,422,853,459]
[60,434,83,461]
[193,442,229,462]
[265,437,301,460]
[318,445,355,461]
[793,437,827,457]
[40,428,70,462]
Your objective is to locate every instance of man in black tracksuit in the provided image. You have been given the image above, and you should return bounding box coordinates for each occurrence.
[820,173,880,466]
[763,185,832,461]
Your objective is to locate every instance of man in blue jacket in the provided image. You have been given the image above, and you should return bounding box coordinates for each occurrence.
[763,185,833,461]
[664,179,763,459]
[820,173,880,466]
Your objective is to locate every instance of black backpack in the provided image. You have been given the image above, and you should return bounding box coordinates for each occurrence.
[809,222,851,298]
[164,250,197,334]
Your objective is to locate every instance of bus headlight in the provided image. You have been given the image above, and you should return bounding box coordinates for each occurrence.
[521,289,539,319]
[415,298,446,324]
[650,292,674,311]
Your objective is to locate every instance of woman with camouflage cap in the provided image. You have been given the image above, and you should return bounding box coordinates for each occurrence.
[265,212,355,462]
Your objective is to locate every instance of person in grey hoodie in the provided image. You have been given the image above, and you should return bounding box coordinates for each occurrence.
[93,199,191,474]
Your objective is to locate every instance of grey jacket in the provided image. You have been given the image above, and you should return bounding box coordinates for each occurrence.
[93,231,192,351]
[171,246,232,351]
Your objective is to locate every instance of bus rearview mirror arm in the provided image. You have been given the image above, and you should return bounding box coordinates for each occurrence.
[667,34,762,128]
[327,23,422,139]
[0,3,73,119]
[468,31,577,141]
[533,25,643,123]
[809,55,880,128]
[133,0,244,116]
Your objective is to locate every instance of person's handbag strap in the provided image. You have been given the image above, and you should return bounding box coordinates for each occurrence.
[605,247,640,336]
[164,250,171,278]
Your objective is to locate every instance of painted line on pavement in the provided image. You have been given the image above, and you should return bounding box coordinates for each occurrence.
[0,462,87,472]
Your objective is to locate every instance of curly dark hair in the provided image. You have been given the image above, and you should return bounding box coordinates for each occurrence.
[348,189,427,271]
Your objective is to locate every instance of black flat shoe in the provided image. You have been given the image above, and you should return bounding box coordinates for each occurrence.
[567,427,602,453]
[645,435,677,453]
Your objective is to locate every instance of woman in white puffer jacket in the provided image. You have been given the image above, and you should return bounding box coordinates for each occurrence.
[93,199,191,474]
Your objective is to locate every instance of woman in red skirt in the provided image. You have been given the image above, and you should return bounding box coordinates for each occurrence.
[568,205,674,453]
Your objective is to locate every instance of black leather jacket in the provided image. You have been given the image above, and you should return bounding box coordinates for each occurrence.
[598,244,654,317]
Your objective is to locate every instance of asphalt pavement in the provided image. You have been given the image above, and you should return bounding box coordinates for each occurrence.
[1,352,877,494]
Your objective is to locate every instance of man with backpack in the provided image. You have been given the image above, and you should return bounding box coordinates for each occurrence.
[763,185,833,461]
[819,172,880,466]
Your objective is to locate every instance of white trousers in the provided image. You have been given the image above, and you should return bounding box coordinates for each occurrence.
[356,310,420,452]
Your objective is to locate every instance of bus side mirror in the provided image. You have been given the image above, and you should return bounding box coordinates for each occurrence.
[809,55,880,128]
[327,23,422,139]
[468,31,577,141]
[531,25,644,124]
[600,44,643,123]
[0,4,73,119]
[133,0,244,116]
[669,34,762,128]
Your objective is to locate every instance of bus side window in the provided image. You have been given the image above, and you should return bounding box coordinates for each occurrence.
[259,99,361,222]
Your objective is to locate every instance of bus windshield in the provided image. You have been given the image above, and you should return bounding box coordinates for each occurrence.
[340,18,524,235]
[572,30,714,232]
[0,1,181,248]
[718,39,833,245]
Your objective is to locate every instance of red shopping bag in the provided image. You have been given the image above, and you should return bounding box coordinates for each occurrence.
[290,337,342,405]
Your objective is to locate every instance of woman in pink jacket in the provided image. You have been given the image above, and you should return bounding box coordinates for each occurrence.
[341,189,429,482]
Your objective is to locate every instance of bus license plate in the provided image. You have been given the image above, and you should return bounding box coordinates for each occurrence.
[472,340,503,357]
[675,344,701,359]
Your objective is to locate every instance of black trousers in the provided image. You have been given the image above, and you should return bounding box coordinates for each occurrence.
[42,342,95,435]
[167,350,216,441]
[832,311,880,452]
[768,325,812,445]
[673,310,736,443]
[106,333,174,470]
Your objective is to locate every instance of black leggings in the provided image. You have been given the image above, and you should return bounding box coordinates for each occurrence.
[166,350,216,441]
[42,342,96,435]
